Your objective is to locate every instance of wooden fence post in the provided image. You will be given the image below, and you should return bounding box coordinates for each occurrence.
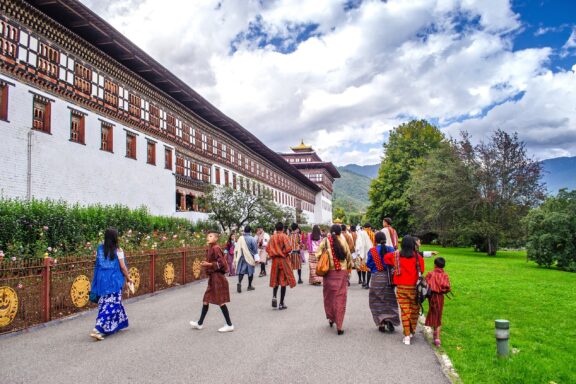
[150,250,156,293]
[181,249,186,285]
[42,257,51,322]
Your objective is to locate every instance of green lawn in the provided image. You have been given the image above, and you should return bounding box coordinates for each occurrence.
[420,246,576,384]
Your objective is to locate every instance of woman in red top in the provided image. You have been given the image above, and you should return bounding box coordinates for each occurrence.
[384,235,425,345]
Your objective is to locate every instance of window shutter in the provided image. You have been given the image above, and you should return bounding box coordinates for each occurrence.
[44,101,51,133]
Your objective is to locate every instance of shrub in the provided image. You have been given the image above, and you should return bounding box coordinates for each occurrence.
[0,199,213,259]
[524,190,576,271]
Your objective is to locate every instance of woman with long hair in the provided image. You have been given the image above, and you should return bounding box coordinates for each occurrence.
[367,231,400,333]
[90,228,132,341]
[315,224,352,335]
[224,233,237,277]
[307,225,323,285]
[384,235,425,345]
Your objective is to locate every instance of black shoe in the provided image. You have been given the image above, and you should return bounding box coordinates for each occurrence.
[379,325,387,333]
[358,280,362,285]
[337,330,344,335]
[279,304,288,310]
[247,286,255,291]
[385,321,395,333]
[272,298,277,308]
[329,321,334,328]
[237,283,242,293]
[298,279,303,284]
[363,285,369,290]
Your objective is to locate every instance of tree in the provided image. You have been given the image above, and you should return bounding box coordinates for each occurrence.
[408,130,545,255]
[524,189,576,271]
[367,120,444,233]
[204,186,293,232]
[407,141,477,245]
[468,130,545,255]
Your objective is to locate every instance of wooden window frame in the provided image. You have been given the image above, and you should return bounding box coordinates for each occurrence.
[147,140,156,165]
[215,166,221,185]
[165,147,173,170]
[126,132,137,159]
[100,122,113,153]
[0,83,9,121]
[69,110,85,144]
[32,95,51,134]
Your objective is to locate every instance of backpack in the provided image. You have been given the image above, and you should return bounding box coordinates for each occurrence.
[414,253,430,311]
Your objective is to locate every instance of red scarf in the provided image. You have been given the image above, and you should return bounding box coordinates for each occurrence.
[370,247,384,271]
[328,235,342,271]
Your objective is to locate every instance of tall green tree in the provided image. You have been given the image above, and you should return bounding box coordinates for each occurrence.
[408,130,545,255]
[367,119,444,233]
[408,141,477,245]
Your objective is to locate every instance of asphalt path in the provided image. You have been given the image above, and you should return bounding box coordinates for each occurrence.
[0,262,450,384]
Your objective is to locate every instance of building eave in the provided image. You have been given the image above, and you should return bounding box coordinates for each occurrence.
[25,0,320,193]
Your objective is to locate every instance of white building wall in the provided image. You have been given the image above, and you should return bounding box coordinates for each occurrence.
[0,76,175,215]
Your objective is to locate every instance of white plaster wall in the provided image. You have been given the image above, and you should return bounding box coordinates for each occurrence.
[173,211,210,222]
[0,75,175,215]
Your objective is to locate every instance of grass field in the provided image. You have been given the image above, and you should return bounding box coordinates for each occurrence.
[419,246,576,384]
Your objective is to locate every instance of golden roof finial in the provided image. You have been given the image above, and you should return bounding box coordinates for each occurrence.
[290,139,313,151]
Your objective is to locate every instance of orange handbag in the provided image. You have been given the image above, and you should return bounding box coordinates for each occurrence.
[316,240,330,276]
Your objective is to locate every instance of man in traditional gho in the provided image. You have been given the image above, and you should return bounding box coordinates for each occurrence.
[233,225,259,293]
[288,223,304,284]
[266,222,296,310]
[358,223,376,289]
[381,217,399,250]
[354,225,373,286]
[190,231,234,333]
[256,227,270,277]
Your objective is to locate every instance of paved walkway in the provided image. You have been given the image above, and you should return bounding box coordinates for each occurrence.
[0,265,449,384]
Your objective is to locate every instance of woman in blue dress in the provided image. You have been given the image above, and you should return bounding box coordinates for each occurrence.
[90,228,132,341]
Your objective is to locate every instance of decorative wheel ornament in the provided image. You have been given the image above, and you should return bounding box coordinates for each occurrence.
[128,267,140,293]
[70,275,91,308]
[192,259,202,279]
[164,262,175,285]
[0,286,18,327]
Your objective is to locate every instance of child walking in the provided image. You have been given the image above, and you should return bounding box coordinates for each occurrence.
[190,231,234,333]
[425,257,451,346]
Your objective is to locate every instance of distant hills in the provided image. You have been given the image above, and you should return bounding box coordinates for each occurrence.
[332,167,372,213]
[540,157,576,193]
[341,164,379,179]
[333,156,576,213]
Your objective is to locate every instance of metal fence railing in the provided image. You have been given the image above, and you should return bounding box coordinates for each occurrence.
[0,247,207,335]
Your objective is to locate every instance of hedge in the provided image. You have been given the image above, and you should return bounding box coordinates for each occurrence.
[0,199,217,259]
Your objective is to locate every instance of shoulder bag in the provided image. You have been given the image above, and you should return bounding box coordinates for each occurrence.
[316,239,330,276]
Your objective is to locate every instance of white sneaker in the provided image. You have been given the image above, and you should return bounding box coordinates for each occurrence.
[403,336,411,345]
[189,321,203,330]
[218,324,235,333]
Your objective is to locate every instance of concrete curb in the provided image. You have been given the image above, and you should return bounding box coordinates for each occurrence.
[0,278,206,341]
[419,315,462,384]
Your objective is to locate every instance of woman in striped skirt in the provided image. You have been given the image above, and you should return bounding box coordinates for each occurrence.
[366,231,400,333]
[384,235,425,345]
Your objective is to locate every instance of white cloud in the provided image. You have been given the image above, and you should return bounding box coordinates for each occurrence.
[79,0,574,166]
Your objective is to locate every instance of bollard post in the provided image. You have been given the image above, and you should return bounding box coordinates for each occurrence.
[495,319,510,358]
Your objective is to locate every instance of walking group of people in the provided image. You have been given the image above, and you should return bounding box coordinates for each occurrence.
[89,218,451,347]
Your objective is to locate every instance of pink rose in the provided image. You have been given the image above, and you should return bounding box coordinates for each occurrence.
[17,283,23,289]
[47,247,53,252]
[0,250,4,257]
[172,234,178,239]
[11,256,16,261]
[43,226,49,231]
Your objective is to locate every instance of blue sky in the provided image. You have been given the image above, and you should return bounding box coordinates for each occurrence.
[82,0,576,165]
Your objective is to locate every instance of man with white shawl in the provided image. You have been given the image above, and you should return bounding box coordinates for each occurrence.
[234,225,259,293]
[355,224,374,287]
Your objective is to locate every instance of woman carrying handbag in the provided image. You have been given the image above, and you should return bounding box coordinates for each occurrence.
[89,228,133,341]
[315,225,352,335]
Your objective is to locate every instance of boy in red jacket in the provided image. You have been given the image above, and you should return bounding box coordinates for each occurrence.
[425,257,451,346]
